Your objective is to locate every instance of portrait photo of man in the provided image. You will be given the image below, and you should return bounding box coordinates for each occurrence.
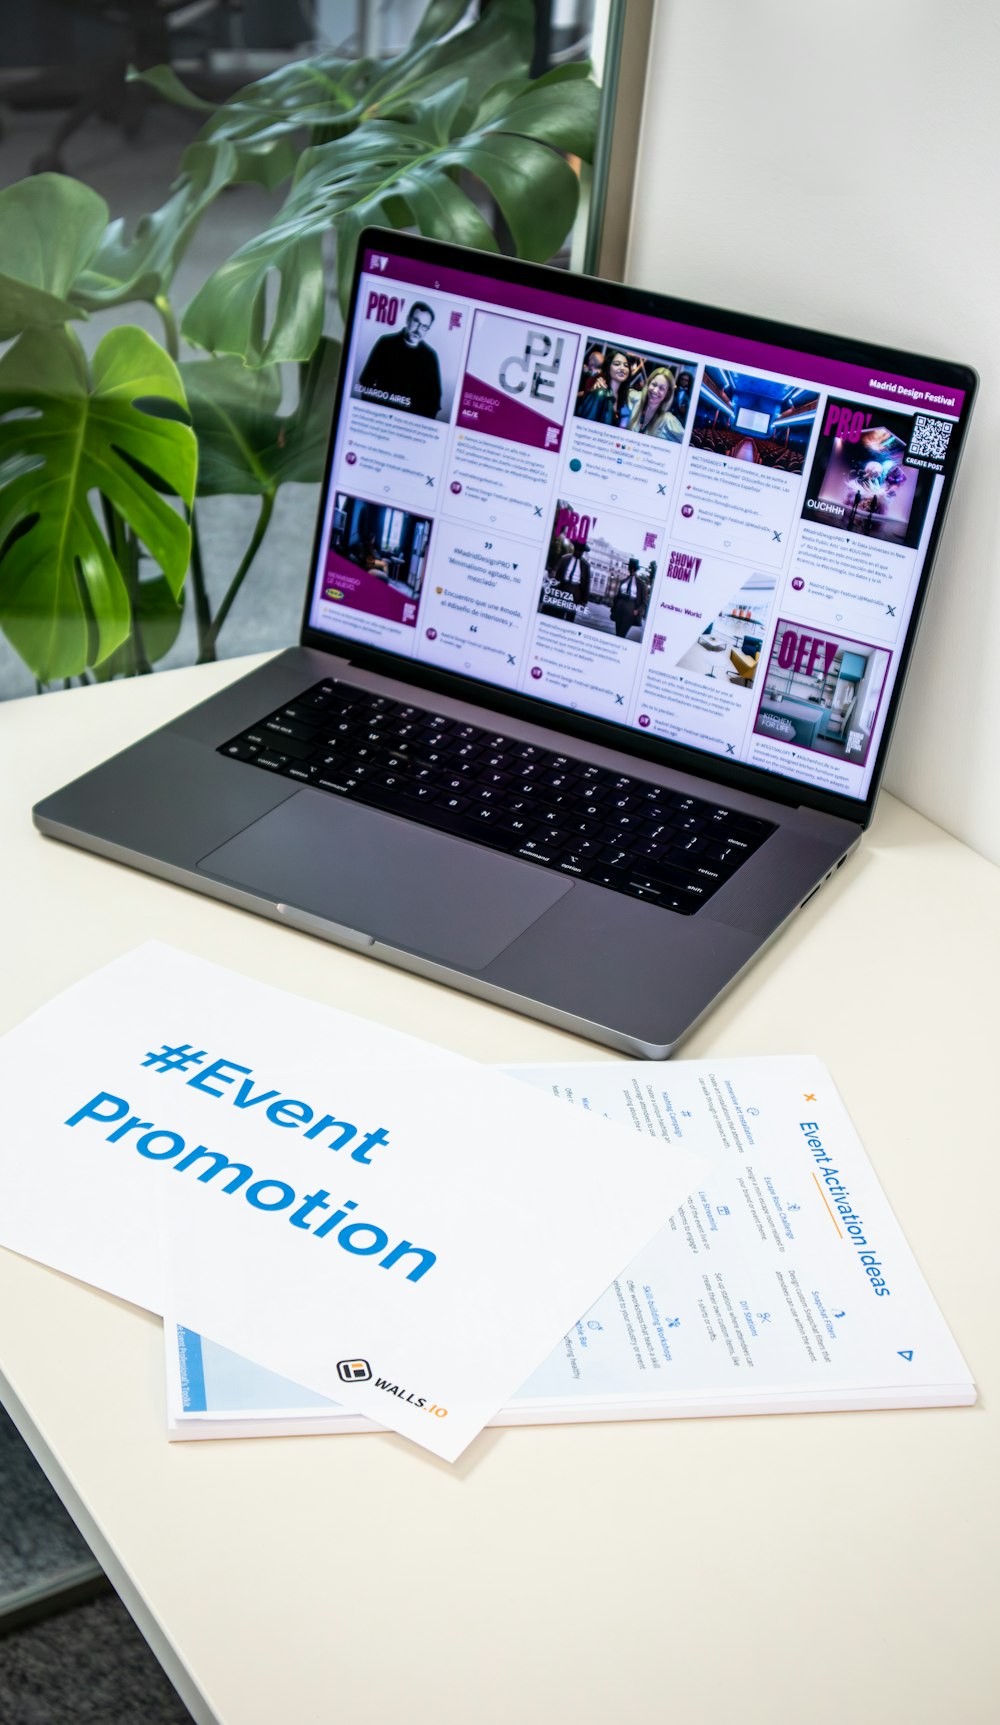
[356,301,444,421]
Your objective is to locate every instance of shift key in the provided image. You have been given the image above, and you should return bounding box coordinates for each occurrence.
[632,862,710,899]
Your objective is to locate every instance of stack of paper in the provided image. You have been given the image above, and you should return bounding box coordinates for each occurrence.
[0,944,973,1461]
[167,1056,975,1438]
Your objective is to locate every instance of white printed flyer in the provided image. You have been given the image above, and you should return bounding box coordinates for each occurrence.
[0,944,702,1461]
[165,1057,974,1439]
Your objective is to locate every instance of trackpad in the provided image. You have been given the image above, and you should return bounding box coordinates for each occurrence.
[198,789,573,972]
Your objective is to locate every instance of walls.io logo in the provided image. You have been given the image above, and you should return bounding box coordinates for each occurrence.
[336,1359,372,1383]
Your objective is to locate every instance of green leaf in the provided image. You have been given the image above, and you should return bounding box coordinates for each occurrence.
[365,0,534,112]
[130,572,185,663]
[181,338,341,495]
[437,132,580,261]
[93,572,185,678]
[118,3,551,352]
[0,326,196,681]
[477,63,601,162]
[72,139,298,315]
[134,54,374,151]
[0,175,108,338]
[137,0,535,167]
[279,338,342,484]
[408,0,478,51]
[182,61,597,361]
[182,356,282,495]
[127,62,216,112]
[183,223,326,368]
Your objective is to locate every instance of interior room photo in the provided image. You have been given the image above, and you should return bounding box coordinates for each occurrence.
[675,573,775,685]
[754,636,889,764]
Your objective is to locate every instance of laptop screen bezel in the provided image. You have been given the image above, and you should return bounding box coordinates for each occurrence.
[299,226,977,830]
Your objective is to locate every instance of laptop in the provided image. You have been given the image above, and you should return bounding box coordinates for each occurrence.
[33,230,977,1058]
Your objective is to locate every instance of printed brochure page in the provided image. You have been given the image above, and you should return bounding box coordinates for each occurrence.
[166,1055,974,1438]
[0,944,704,1464]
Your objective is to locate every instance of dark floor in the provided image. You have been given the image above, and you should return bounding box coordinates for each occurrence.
[0,1406,196,1724]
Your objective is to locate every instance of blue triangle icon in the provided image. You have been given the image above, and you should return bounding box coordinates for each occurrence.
[898,1350,914,1362]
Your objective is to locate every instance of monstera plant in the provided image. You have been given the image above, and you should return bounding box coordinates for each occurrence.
[0,0,600,689]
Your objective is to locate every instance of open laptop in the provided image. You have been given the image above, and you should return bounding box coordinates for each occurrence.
[33,230,977,1057]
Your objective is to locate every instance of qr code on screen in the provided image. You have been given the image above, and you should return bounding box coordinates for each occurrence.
[908,416,952,461]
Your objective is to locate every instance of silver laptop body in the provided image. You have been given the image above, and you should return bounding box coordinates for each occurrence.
[33,232,976,1057]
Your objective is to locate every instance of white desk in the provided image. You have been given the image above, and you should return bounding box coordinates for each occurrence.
[2,659,999,1725]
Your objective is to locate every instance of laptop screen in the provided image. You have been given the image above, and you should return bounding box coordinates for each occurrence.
[305,238,973,807]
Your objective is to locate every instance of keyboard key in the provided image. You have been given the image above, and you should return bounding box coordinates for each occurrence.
[275,703,317,725]
[264,715,316,743]
[517,840,556,864]
[623,879,664,903]
[557,846,598,875]
[260,729,314,760]
[585,863,632,890]
[640,864,709,899]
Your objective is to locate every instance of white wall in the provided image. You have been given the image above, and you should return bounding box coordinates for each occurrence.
[626,0,1000,865]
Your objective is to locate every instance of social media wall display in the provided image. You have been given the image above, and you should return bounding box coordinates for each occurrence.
[308,252,968,802]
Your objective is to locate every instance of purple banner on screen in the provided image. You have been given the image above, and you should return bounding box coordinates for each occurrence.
[457,375,564,451]
[323,553,419,627]
[365,252,966,417]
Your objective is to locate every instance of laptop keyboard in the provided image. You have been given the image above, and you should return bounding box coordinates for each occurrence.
[218,681,775,916]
